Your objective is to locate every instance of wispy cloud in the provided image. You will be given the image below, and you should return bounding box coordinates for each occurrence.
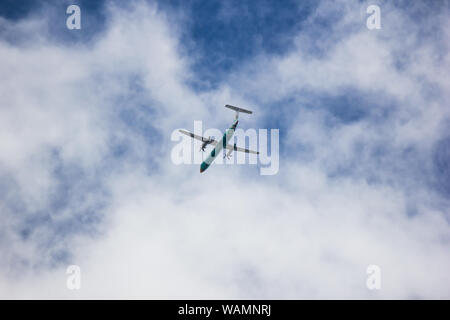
[0,0,449,298]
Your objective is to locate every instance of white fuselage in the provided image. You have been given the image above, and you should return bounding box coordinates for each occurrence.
[200,119,238,173]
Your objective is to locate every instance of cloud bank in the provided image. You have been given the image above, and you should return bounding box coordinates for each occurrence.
[0,0,449,298]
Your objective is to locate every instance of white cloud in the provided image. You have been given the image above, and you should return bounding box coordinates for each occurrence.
[0,0,449,299]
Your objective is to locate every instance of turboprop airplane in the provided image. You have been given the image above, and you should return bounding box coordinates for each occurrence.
[179,104,259,173]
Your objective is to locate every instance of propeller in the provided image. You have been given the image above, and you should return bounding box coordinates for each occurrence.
[224,148,233,159]
[199,136,213,152]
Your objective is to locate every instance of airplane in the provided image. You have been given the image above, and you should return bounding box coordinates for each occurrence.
[179,104,259,173]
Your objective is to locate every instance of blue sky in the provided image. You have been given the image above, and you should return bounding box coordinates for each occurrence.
[0,0,449,298]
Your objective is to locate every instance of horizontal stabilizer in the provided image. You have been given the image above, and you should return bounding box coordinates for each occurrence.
[225,104,252,114]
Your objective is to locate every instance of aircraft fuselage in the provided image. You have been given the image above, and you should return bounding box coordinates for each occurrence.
[200,119,238,173]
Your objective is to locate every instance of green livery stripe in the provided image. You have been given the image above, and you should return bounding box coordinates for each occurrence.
[200,162,209,172]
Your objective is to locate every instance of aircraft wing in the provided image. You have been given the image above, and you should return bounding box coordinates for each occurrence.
[179,129,218,145]
[226,144,259,155]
